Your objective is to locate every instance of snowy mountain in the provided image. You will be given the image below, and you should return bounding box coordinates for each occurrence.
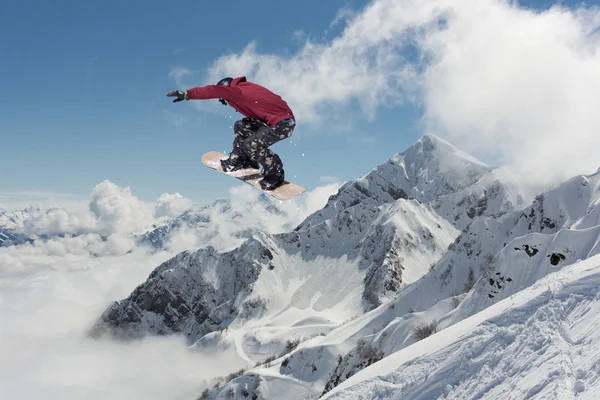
[90,134,600,399]
[136,195,284,251]
[240,171,600,400]
[0,228,31,247]
[0,209,32,246]
[0,192,287,252]
[322,253,600,400]
[92,135,479,340]
[91,198,458,341]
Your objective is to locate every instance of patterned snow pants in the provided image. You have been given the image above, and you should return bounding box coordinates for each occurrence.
[230,117,295,173]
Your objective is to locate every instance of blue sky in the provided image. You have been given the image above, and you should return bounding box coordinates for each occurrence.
[1,0,591,208]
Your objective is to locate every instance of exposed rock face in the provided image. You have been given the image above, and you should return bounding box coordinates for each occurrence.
[0,227,32,247]
[279,199,459,308]
[91,238,274,342]
[0,209,33,247]
[95,134,497,340]
[296,134,497,232]
[322,339,385,395]
[97,134,587,400]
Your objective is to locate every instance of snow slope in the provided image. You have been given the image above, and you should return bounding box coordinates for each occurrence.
[94,135,495,345]
[92,197,458,342]
[296,134,496,230]
[90,135,520,394]
[323,254,600,400]
[92,134,600,400]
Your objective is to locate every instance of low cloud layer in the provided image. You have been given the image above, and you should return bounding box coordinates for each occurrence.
[202,0,600,187]
[0,247,243,400]
[2,177,340,256]
[0,178,340,399]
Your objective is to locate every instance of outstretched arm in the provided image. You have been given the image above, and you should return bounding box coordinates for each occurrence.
[187,85,242,102]
[167,85,243,103]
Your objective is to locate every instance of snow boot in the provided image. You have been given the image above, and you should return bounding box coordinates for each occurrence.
[259,167,285,191]
[221,155,260,172]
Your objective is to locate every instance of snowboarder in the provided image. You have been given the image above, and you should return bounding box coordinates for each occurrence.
[167,77,295,191]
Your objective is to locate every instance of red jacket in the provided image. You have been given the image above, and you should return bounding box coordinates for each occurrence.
[187,77,295,127]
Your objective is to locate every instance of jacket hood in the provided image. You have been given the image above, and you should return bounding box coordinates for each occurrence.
[231,76,247,86]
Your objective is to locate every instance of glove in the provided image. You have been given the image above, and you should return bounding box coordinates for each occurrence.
[166,90,188,103]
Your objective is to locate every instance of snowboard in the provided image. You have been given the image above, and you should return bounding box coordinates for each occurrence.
[201,151,306,201]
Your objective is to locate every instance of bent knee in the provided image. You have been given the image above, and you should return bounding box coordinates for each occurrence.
[241,139,258,158]
[233,120,245,135]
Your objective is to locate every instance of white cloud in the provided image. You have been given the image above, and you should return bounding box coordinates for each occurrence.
[154,192,195,219]
[205,36,416,125]
[0,245,242,400]
[23,206,97,236]
[3,177,339,257]
[417,1,600,186]
[320,175,342,185]
[292,29,307,43]
[89,180,155,235]
[329,8,356,30]
[163,224,204,253]
[3,180,162,244]
[158,183,342,253]
[277,182,342,228]
[201,0,600,187]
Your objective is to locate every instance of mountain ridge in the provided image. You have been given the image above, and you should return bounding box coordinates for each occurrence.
[87,133,600,400]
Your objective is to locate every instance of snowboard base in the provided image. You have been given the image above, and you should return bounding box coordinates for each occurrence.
[201,151,306,201]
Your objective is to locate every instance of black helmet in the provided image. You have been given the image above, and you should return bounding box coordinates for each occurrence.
[216,77,233,86]
[216,77,233,106]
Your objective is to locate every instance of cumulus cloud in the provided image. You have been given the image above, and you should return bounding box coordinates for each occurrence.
[201,0,600,187]
[320,175,342,185]
[0,181,170,256]
[154,192,195,219]
[203,0,431,124]
[277,182,341,228]
[89,180,155,234]
[418,0,600,186]
[205,42,415,126]
[22,206,97,236]
[3,176,340,257]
